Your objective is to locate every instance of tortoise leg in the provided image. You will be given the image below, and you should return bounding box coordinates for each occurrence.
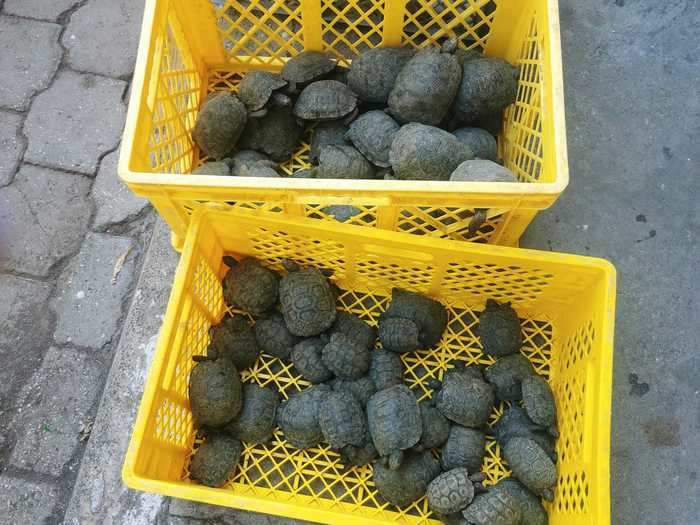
[388,450,404,470]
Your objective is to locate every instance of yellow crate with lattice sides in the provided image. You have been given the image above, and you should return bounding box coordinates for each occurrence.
[120,0,568,248]
[123,206,614,524]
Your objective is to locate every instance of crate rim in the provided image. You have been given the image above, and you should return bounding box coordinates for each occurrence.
[118,0,569,205]
[123,204,614,524]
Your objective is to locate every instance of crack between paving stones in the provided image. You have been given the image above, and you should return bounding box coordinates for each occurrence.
[94,203,154,235]
[13,181,52,254]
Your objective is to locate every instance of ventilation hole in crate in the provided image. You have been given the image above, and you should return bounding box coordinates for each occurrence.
[321,0,385,64]
[401,0,497,51]
[502,13,545,183]
[397,206,504,243]
[213,0,305,63]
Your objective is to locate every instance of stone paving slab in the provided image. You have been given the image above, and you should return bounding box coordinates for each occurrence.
[64,219,175,524]
[3,0,81,21]
[10,347,103,476]
[0,16,61,111]
[0,275,52,403]
[0,164,92,277]
[92,147,149,231]
[23,70,126,174]
[0,475,61,523]
[0,110,25,186]
[63,0,144,79]
[51,232,137,348]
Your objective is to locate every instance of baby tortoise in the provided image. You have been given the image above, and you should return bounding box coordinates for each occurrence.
[309,121,348,164]
[237,70,287,114]
[340,433,378,467]
[277,384,331,449]
[427,468,479,516]
[450,159,518,183]
[452,57,519,126]
[192,161,231,176]
[221,256,279,317]
[291,336,333,384]
[281,50,336,92]
[294,80,358,122]
[388,46,462,126]
[318,390,368,450]
[329,311,377,351]
[189,432,242,488]
[254,312,300,360]
[434,365,495,428]
[493,406,557,463]
[461,489,522,525]
[378,317,420,354]
[237,163,281,178]
[322,332,372,379]
[367,384,421,469]
[503,437,557,501]
[193,92,247,160]
[347,47,415,104]
[390,123,473,181]
[279,263,337,337]
[346,110,400,168]
[441,424,486,472]
[521,375,558,437]
[239,106,301,162]
[189,356,242,427]
[225,383,279,444]
[415,400,450,451]
[378,288,448,352]
[372,449,441,508]
[493,478,548,525]
[452,127,498,162]
[330,375,377,406]
[313,144,376,180]
[476,299,523,357]
[484,354,535,401]
[207,314,260,371]
[320,204,365,223]
[228,150,277,177]
[369,349,404,391]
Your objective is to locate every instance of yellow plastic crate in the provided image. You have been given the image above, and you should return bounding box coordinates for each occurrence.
[123,205,614,525]
[119,0,568,248]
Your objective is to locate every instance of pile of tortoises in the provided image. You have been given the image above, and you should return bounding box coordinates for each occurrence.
[187,255,558,524]
[191,42,520,229]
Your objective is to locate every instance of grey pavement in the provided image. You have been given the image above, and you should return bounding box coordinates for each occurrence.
[0,1,698,525]
[521,2,699,524]
[0,1,152,524]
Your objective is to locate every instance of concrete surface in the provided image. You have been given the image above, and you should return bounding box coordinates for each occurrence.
[3,0,81,22]
[63,219,176,525]
[91,148,150,231]
[0,0,698,523]
[0,110,25,185]
[0,164,93,276]
[51,232,137,348]
[23,70,127,174]
[9,347,103,476]
[62,0,143,78]
[0,16,62,110]
[520,2,700,524]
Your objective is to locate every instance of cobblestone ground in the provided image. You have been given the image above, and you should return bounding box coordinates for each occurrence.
[0,1,153,522]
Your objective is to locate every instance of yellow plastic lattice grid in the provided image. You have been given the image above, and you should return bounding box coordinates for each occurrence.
[124,207,614,525]
[120,0,568,247]
[401,0,497,50]
[175,287,554,524]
